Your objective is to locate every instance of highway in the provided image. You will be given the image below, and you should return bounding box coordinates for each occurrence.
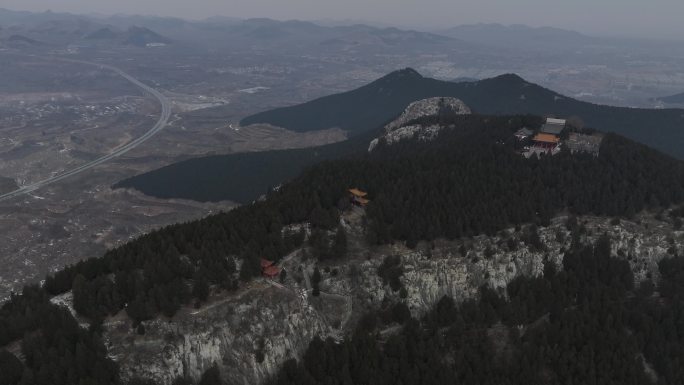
[0,59,171,202]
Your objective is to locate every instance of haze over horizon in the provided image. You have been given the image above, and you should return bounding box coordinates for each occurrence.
[3,0,684,40]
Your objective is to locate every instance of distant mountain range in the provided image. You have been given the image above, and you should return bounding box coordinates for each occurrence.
[116,69,684,204]
[0,8,173,47]
[2,8,680,60]
[85,26,171,46]
[440,23,596,52]
[1,9,623,55]
[0,8,462,52]
[178,18,466,53]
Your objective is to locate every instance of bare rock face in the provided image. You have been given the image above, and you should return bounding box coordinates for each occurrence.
[105,212,682,385]
[368,97,471,151]
[106,285,332,385]
[323,214,680,319]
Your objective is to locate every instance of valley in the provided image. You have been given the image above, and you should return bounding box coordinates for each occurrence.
[0,53,347,299]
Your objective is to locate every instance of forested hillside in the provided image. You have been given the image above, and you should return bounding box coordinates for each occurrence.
[271,238,684,385]
[240,68,684,158]
[240,68,443,135]
[65,115,684,323]
[3,114,684,384]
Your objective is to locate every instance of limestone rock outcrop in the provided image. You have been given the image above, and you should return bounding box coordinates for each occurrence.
[368,97,471,151]
[105,212,681,385]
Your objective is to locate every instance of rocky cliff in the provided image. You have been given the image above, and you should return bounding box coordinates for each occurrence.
[106,283,331,385]
[368,97,471,151]
[105,211,681,384]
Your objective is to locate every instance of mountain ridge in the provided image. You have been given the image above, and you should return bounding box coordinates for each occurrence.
[118,69,684,204]
[6,111,684,385]
[239,68,684,158]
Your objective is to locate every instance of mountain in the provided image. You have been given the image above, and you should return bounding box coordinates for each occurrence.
[0,8,103,44]
[441,23,596,52]
[0,8,173,48]
[658,92,684,104]
[6,111,684,384]
[0,8,80,26]
[368,97,472,151]
[233,18,327,39]
[240,68,441,135]
[6,34,41,46]
[183,18,464,53]
[0,10,466,54]
[221,18,453,45]
[122,26,171,46]
[85,27,117,39]
[83,25,172,46]
[118,70,684,204]
[240,69,684,158]
[114,95,473,204]
[452,76,479,83]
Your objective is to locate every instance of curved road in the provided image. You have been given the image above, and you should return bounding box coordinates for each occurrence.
[0,59,171,202]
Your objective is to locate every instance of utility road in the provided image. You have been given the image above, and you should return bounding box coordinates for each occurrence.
[0,58,171,202]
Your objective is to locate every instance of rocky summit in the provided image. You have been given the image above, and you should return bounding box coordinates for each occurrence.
[369,97,471,151]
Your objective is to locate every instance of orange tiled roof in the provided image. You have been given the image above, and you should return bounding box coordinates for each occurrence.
[532,133,560,144]
[263,265,280,277]
[348,188,368,197]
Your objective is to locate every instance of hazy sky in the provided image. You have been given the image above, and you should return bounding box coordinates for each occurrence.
[4,0,684,38]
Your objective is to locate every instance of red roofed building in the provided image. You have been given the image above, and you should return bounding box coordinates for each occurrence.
[261,259,275,269]
[532,133,560,150]
[260,259,280,278]
[263,265,280,278]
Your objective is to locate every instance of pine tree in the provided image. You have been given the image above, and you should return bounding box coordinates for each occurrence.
[0,349,23,385]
